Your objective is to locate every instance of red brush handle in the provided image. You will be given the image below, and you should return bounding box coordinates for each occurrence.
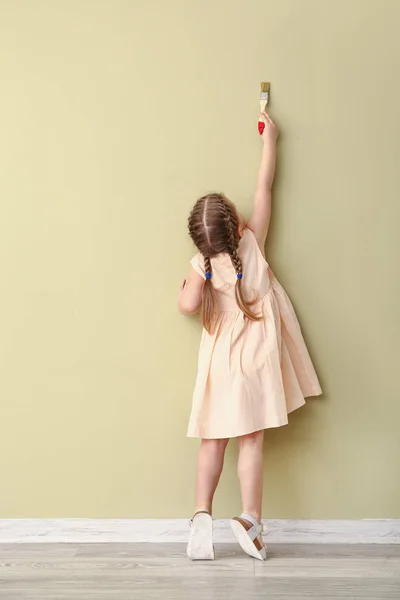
[258,121,265,135]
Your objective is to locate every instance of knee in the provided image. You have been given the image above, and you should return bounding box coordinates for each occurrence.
[202,438,229,456]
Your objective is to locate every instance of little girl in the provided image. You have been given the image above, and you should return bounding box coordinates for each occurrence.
[178,112,322,561]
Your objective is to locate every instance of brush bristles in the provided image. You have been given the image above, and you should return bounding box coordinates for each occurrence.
[260,82,270,92]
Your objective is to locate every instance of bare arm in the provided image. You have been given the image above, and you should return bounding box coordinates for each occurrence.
[178,266,204,315]
[247,112,278,251]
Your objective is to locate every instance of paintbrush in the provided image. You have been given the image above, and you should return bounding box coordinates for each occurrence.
[258,82,270,135]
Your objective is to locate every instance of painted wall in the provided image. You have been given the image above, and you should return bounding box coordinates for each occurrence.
[0,0,399,518]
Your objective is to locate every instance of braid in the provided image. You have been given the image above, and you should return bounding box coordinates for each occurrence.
[201,255,216,333]
[219,199,242,276]
[219,199,262,322]
[230,249,243,276]
[203,256,212,278]
[220,199,239,256]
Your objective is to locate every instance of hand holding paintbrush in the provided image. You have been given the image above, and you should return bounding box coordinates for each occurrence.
[258,82,270,135]
[259,111,278,144]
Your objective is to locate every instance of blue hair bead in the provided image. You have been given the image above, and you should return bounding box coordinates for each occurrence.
[206,272,212,279]
[237,273,243,279]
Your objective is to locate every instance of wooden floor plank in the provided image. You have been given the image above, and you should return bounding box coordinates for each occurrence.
[0,543,399,599]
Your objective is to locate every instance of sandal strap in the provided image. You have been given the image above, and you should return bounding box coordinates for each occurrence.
[189,509,211,528]
[240,513,266,540]
[247,523,263,541]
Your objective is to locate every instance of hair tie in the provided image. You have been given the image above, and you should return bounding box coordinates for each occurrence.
[206,272,212,279]
[237,273,243,279]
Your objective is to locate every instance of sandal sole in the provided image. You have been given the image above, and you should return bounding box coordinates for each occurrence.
[230,519,267,561]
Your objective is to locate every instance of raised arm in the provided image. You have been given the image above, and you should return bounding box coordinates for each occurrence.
[246,112,278,251]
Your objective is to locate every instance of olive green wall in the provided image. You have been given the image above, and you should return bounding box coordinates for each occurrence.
[0,0,399,518]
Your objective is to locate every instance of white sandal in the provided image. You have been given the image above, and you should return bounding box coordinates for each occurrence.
[187,510,214,560]
[230,513,267,561]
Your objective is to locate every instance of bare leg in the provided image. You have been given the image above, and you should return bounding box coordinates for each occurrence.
[237,430,264,523]
[195,438,229,514]
[228,430,266,559]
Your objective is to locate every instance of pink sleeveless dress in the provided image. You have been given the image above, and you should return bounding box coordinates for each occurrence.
[187,228,322,439]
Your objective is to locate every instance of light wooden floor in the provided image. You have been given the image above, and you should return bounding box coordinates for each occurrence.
[0,543,399,599]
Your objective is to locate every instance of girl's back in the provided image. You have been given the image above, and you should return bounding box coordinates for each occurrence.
[187,223,321,440]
